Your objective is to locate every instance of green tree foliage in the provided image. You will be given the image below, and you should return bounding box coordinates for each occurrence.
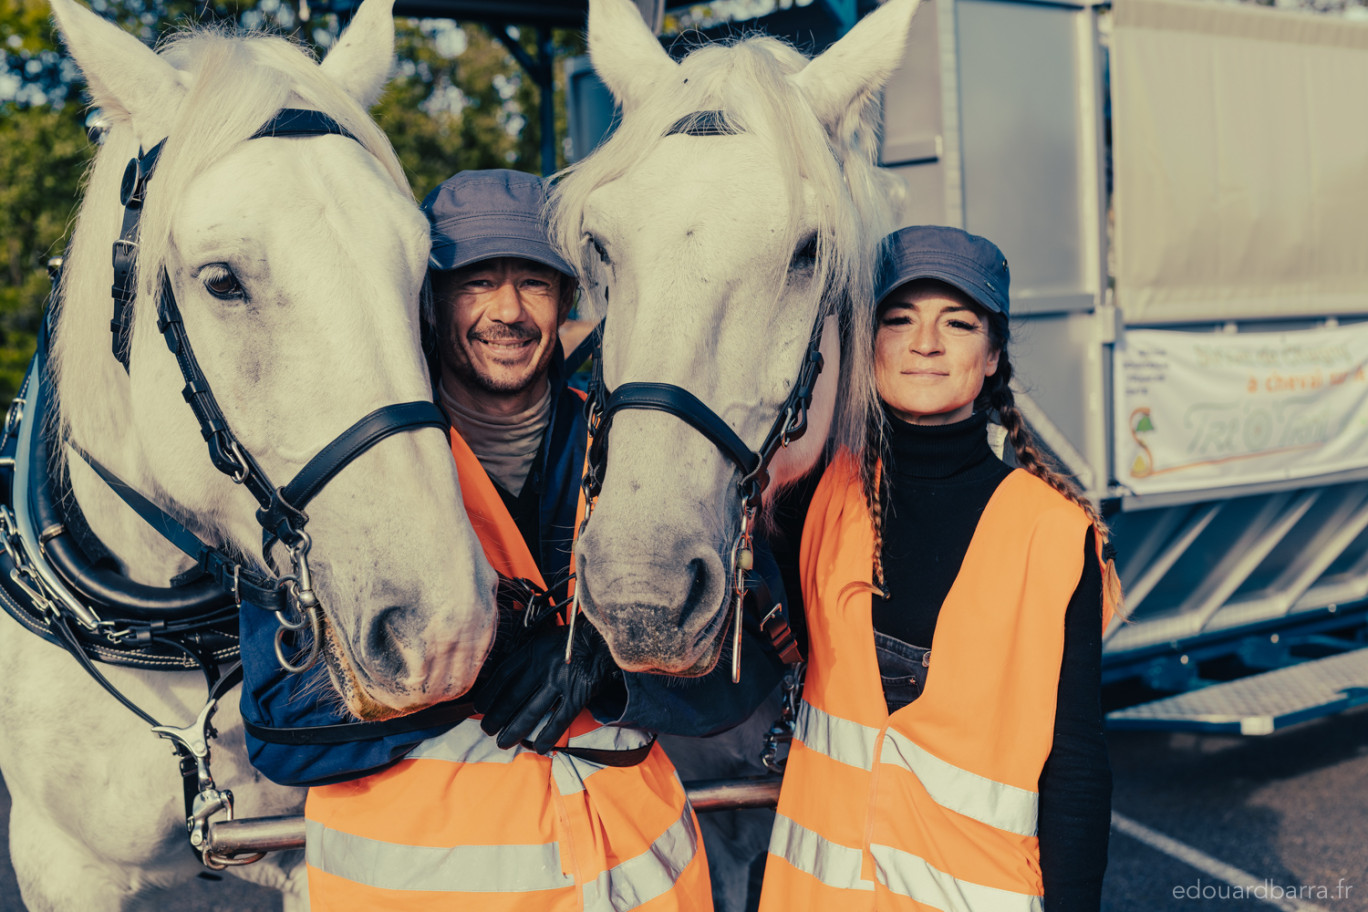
[375,21,583,200]
[0,105,87,393]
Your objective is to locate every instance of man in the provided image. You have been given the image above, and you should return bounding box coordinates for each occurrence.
[239,170,784,910]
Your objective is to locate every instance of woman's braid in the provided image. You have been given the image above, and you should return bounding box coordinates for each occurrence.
[984,353,1106,533]
[981,319,1124,617]
[862,411,889,597]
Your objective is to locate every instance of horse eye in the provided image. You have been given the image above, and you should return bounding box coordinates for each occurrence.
[587,235,612,267]
[791,233,818,271]
[202,266,244,301]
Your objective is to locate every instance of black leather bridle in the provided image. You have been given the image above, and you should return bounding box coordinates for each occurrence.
[97,107,447,672]
[573,317,823,680]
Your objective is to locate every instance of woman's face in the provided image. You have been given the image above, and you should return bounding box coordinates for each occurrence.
[875,282,1000,426]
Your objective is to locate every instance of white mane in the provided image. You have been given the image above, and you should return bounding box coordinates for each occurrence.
[550,33,899,460]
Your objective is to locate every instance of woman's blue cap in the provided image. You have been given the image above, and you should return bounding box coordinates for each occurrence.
[875,225,1010,317]
[421,169,574,277]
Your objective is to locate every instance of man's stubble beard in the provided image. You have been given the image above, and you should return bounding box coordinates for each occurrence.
[449,331,552,396]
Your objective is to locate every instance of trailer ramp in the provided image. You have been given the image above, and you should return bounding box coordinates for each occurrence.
[1107,648,1368,735]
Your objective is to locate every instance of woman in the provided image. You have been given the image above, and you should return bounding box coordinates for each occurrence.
[760,225,1119,912]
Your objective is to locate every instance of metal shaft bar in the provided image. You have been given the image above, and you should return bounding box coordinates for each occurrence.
[685,777,783,812]
[208,815,306,856]
[207,776,785,859]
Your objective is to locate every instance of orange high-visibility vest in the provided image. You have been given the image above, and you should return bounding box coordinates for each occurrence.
[759,453,1104,912]
[304,423,712,912]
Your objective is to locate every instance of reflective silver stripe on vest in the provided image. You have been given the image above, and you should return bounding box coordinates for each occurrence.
[794,700,880,771]
[553,753,591,796]
[408,720,655,796]
[406,718,524,765]
[556,725,656,794]
[871,842,1043,912]
[767,812,874,893]
[879,729,1038,837]
[568,724,653,753]
[304,818,575,893]
[582,801,699,911]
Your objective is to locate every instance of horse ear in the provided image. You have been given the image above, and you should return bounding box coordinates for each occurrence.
[49,0,184,123]
[320,0,395,109]
[588,0,676,112]
[791,0,921,131]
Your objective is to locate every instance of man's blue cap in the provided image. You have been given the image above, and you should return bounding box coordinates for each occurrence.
[420,169,574,277]
[875,225,1010,317]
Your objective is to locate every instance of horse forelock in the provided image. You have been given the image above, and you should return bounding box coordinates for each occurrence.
[550,31,896,465]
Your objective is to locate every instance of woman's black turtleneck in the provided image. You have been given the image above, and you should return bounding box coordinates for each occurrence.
[873,410,1112,912]
[871,410,1012,644]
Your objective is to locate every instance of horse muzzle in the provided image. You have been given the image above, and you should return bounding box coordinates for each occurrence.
[574,535,730,676]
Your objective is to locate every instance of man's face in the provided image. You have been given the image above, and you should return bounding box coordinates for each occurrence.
[433,257,570,398]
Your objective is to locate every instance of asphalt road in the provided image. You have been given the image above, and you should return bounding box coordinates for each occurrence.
[1104,707,1368,912]
[3,708,1366,911]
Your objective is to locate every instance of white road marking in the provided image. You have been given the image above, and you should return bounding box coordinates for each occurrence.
[1111,812,1333,912]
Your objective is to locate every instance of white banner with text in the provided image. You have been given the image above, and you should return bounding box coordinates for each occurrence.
[1115,324,1368,495]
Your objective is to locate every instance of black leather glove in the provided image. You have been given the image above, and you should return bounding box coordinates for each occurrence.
[471,618,621,754]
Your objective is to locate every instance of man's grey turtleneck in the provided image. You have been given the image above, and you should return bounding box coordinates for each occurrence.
[438,380,552,496]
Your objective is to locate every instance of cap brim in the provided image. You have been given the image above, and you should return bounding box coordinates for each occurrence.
[876,251,1009,315]
[429,232,573,277]
[877,267,1005,315]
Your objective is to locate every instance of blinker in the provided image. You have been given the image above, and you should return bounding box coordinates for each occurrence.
[119,157,143,208]
[119,139,166,208]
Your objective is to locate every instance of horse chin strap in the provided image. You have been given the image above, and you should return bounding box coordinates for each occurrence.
[104,107,447,675]
[577,318,822,682]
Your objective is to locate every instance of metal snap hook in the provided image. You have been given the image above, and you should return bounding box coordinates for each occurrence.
[223,439,250,485]
[274,617,320,674]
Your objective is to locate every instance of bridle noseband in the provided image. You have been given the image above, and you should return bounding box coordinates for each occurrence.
[96,107,447,673]
[574,318,824,681]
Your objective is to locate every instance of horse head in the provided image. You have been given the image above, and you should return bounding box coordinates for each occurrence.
[553,0,918,676]
[48,0,498,719]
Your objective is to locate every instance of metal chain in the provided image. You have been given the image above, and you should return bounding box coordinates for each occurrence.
[761,661,805,774]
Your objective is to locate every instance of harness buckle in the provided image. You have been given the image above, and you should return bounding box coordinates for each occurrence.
[1,396,24,451]
[9,568,55,621]
[223,438,250,485]
[100,622,135,643]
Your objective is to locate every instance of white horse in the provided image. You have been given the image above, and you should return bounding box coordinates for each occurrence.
[0,0,499,908]
[551,2,919,907]
[553,0,917,680]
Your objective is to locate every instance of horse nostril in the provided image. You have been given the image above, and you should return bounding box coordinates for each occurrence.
[362,606,415,689]
[678,557,714,629]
